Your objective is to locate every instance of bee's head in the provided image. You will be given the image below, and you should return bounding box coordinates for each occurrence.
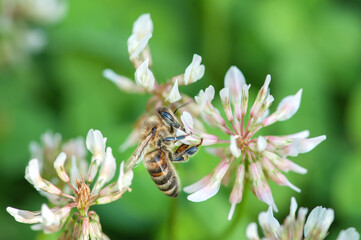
[156,107,180,129]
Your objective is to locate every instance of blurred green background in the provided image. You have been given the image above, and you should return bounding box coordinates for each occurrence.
[1,0,361,239]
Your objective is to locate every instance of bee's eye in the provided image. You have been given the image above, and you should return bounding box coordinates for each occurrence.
[161,112,180,128]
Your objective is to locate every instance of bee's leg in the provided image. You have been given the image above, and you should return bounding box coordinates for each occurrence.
[162,134,188,143]
[171,139,203,162]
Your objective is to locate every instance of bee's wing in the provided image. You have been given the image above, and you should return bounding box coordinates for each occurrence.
[125,131,155,171]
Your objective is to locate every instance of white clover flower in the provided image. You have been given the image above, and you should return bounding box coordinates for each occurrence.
[186,66,326,220]
[246,197,359,240]
[7,129,133,239]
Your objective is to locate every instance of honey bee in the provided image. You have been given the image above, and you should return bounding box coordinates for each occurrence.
[127,106,202,197]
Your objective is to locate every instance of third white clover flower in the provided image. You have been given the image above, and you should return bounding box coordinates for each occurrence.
[246,197,360,240]
[184,66,326,220]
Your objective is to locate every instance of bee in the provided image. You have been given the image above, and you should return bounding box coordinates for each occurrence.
[127,106,202,197]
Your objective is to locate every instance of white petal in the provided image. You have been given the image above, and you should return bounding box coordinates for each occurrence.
[304,206,334,239]
[98,147,116,183]
[70,156,80,187]
[257,136,267,152]
[118,161,134,191]
[230,136,241,158]
[25,159,42,190]
[258,206,281,239]
[183,54,205,85]
[103,69,142,93]
[165,79,182,103]
[276,89,303,121]
[134,58,155,91]
[337,228,360,240]
[6,207,41,224]
[186,180,221,202]
[224,66,246,101]
[86,129,106,159]
[299,135,326,154]
[54,152,69,182]
[41,204,59,227]
[290,197,298,217]
[246,222,260,240]
[180,111,194,133]
[132,13,153,38]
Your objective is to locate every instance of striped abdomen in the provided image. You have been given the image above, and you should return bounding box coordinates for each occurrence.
[144,149,179,197]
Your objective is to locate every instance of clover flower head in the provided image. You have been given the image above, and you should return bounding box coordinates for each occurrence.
[104,13,207,152]
[184,66,326,220]
[7,129,133,239]
[246,197,359,240]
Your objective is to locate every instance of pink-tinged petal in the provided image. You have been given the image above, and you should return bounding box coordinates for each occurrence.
[185,159,230,202]
[195,86,226,125]
[183,175,211,194]
[264,151,307,174]
[228,165,245,220]
[241,84,251,117]
[258,206,281,239]
[54,152,69,183]
[337,228,360,240]
[230,135,241,158]
[263,89,302,126]
[250,162,278,212]
[165,79,182,103]
[103,69,143,93]
[183,54,205,85]
[298,135,326,154]
[250,75,271,118]
[220,87,233,122]
[179,111,218,146]
[224,66,246,101]
[200,133,218,145]
[6,207,42,224]
[246,223,261,240]
[261,157,301,193]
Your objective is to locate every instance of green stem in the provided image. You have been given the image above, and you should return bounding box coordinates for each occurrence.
[216,183,250,240]
[168,197,178,240]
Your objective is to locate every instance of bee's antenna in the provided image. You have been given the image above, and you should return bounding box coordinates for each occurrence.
[174,100,194,114]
